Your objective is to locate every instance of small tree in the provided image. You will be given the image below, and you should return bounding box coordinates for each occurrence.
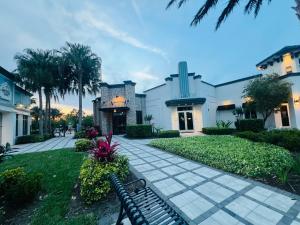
[144,114,153,125]
[243,74,292,125]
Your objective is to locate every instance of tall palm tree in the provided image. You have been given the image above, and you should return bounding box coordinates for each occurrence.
[60,42,101,131]
[167,0,300,30]
[15,49,53,135]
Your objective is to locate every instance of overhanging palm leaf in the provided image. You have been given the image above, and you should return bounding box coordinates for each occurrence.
[167,0,275,30]
[293,0,300,20]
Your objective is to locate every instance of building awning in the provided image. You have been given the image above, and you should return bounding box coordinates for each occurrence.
[99,107,129,112]
[165,98,206,107]
[217,104,236,111]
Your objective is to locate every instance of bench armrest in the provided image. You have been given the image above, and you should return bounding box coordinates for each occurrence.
[124,178,146,193]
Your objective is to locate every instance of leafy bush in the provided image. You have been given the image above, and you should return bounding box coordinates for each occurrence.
[86,127,99,139]
[150,136,294,178]
[216,120,232,128]
[90,131,119,162]
[79,155,129,204]
[74,131,86,139]
[126,125,152,138]
[236,129,300,152]
[0,167,42,205]
[157,130,180,138]
[202,127,236,135]
[75,139,93,152]
[235,119,264,132]
[15,134,52,144]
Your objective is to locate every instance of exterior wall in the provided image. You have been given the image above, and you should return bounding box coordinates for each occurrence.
[135,95,146,123]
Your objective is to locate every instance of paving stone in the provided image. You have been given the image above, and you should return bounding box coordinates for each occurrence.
[165,157,186,164]
[199,210,244,225]
[127,155,139,160]
[153,178,186,196]
[133,164,155,172]
[214,175,250,191]
[175,172,206,186]
[142,170,168,182]
[150,160,171,168]
[161,165,186,175]
[193,167,221,178]
[143,156,161,163]
[298,212,300,219]
[226,196,259,217]
[178,161,201,170]
[195,182,234,203]
[170,190,213,220]
[291,221,300,225]
[246,186,296,212]
[156,153,174,159]
[137,153,153,158]
[129,159,146,166]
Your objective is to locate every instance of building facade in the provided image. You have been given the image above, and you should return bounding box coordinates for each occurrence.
[93,45,300,134]
[0,66,32,144]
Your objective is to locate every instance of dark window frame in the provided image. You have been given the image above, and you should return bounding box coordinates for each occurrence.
[23,115,28,136]
[136,111,143,124]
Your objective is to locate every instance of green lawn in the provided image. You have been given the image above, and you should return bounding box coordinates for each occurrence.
[150,136,294,178]
[0,149,96,225]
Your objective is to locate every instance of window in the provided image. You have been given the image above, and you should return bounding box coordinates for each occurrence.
[16,114,18,136]
[244,110,257,119]
[23,115,28,135]
[136,111,143,124]
[285,66,293,74]
[177,106,192,111]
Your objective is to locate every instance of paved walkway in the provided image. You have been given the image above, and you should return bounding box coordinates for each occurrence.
[114,135,300,225]
[12,134,76,154]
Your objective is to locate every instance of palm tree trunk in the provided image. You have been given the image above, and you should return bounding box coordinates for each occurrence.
[38,88,44,136]
[44,94,48,134]
[78,72,83,131]
[48,97,52,134]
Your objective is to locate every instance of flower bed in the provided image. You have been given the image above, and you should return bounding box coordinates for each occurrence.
[150,136,294,178]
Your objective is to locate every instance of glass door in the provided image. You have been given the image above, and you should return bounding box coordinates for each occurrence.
[177,108,194,131]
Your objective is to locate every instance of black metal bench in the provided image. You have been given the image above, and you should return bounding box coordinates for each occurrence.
[110,173,188,225]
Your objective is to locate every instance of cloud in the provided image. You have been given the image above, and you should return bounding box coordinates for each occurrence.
[130,67,159,81]
[131,0,145,28]
[75,10,168,61]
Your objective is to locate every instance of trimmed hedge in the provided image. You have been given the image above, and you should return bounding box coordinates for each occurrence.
[126,125,152,138]
[75,139,93,152]
[236,129,300,152]
[235,119,264,132]
[157,130,180,138]
[150,136,294,178]
[202,127,236,135]
[15,134,52,145]
[0,167,42,205]
[79,155,129,204]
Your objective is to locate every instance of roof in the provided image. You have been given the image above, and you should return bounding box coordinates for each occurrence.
[165,98,206,107]
[15,85,33,96]
[256,45,300,68]
[215,74,262,87]
[143,83,166,92]
[100,80,136,88]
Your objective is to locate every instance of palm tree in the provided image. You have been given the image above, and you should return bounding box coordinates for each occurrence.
[167,0,300,30]
[15,49,53,135]
[60,42,101,131]
[50,108,62,120]
[293,0,300,20]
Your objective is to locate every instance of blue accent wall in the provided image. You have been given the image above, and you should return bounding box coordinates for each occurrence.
[178,61,190,98]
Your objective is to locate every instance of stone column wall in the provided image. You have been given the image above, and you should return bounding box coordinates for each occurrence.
[124,82,136,125]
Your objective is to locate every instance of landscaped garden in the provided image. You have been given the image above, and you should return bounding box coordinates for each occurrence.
[150,135,300,194]
[0,131,130,225]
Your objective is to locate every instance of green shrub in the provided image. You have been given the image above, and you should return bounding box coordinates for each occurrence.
[15,134,52,144]
[79,155,129,204]
[126,125,152,138]
[202,127,236,135]
[0,167,42,205]
[75,139,93,152]
[235,119,264,132]
[150,136,294,178]
[74,131,86,139]
[236,129,300,152]
[157,130,180,138]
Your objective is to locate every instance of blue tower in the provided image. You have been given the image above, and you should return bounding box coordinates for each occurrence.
[178,61,190,98]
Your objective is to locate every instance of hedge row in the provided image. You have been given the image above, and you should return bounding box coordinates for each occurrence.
[157,130,180,138]
[202,127,236,135]
[15,134,53,145]
[126,125,152,138]
[236,129,300,152]
[235,119,264,132]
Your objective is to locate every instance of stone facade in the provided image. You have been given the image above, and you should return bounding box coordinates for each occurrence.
[93,81,146,134]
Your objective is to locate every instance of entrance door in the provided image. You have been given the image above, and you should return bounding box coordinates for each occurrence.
[178,107,194,131]
[280,105,290,127]
[112,111,127,134]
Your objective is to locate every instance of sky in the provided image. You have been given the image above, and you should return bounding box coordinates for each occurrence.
[0,0,300,114]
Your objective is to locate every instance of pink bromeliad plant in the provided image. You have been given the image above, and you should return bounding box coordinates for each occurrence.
[86,127,99,139]
[90,131,119,162]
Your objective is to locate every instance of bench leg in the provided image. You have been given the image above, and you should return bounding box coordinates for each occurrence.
[116,203,126,225]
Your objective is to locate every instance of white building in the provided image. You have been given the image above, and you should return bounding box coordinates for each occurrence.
[94,45,300,134]
[0,66,32,144]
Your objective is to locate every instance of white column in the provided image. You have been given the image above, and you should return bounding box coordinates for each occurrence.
[2,112,16,145]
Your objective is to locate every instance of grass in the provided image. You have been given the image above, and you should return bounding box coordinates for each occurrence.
[150,136,294,178]
[0,149,96,225]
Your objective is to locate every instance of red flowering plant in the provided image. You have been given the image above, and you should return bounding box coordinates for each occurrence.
[86,127,99,140]
[90,131,119,162]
